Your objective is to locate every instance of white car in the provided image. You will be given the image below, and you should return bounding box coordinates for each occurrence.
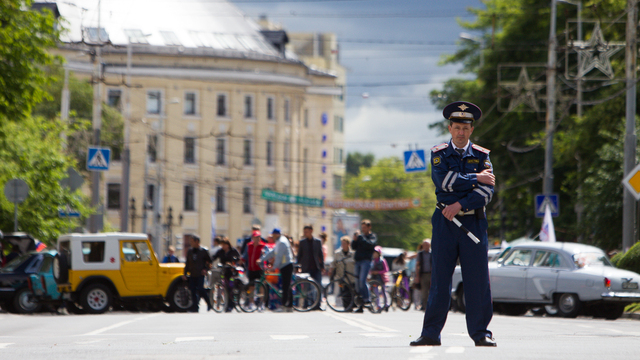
[451,242,640,319]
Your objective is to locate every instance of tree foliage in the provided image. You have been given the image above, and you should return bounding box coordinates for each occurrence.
[430,0,634,250]
[346,152,375,178]
[0,0,59,125]
[343,157,436,250]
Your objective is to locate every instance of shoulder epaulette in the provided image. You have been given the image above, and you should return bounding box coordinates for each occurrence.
[431,143,449,152]
[472,144,490,154]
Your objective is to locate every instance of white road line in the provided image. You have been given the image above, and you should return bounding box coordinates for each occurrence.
[175,336,215,343]
[445,347,465,354]
[323,312,399,333]
[360,333,400,338]
[270,335,309,340]
[82,314,158,336]
[0,343,14,349]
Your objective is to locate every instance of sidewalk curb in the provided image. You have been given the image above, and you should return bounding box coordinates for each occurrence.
[621,312,640,320]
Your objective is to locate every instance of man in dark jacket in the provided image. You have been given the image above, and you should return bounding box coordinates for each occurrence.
[182,234,213,312]
[297,225,324,286]
[351,219,377,312]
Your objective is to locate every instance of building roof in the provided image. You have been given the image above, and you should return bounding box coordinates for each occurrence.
[48,0,285,59]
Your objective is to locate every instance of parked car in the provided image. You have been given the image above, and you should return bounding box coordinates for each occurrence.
[0,250,59,313]
[54,233,189,314]
[451,242,640,320]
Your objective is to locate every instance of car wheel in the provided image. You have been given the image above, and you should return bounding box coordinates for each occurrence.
[599,304,625,320]
[168,281,193,312]
[53,252,69,284]
[13,288,42,314]
[80,283,112,314]
[556,293,581,318]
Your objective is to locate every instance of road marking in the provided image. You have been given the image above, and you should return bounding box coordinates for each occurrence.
[409,347,433,353]
[604,328,624,334]
[270,335,308,340]
[75,339,106,345]
[323,312,399,333]
[175,336,215,342]
[445,347,465,353]
[0,343,14,349]
[82,314,158,336]
[360,333,400,338]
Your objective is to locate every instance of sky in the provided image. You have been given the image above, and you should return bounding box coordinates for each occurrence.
[232,0,484,159]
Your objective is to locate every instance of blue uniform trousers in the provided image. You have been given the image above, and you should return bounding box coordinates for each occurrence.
[420,208,493,342]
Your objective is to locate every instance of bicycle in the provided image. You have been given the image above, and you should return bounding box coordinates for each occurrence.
[324,257,387,313]
[210,263,252,313]
[389,270,412,311]
[242,264,321,312]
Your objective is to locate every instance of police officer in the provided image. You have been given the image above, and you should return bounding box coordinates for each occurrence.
[410,101,496,347]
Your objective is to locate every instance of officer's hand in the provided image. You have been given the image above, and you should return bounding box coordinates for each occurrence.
[477,169,495,186]
[442,202,462,221]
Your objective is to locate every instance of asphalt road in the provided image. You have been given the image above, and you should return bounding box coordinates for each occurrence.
[1,306,639,360]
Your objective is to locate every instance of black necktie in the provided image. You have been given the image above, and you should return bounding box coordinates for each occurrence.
[456,148,464,156]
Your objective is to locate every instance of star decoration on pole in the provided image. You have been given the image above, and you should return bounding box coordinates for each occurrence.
[501,67,546,112]
[575,22,624,79]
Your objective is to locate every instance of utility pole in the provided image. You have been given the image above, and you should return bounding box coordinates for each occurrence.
[89,0,103,233]
[623,0,638,251]
[120,41,132,232]
[544,0,558,196]
[153,105,165,254]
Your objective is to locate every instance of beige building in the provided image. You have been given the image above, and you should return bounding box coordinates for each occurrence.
[50,0,346,255]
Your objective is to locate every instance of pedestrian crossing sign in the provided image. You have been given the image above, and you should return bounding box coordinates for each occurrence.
[87,147,111,171]
[404,150,427,173]
[535,194,559,218]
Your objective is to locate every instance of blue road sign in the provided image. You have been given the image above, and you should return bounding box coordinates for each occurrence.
[59,208,81,218]
[535,194,559,218]
[404,150,427,173]
[87,147,111,171]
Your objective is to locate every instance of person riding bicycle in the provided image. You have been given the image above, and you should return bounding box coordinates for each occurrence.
[351,219,377,313]
[244,230,266,295]
[212,237,241,312]
[259,228,294,312]
[330,235,356,310]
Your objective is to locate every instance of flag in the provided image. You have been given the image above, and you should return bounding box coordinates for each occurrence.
[539,203,556,242]
[211,208,216,248]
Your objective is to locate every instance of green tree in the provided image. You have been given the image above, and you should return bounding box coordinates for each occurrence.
[0,115,90,243]
[346,152,375,178]
[0,0,59,125]
[343,157,436,250]
[429,0,632,249]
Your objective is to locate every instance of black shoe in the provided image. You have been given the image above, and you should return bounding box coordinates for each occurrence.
[353,307,364,313]
[409,336,441,346]
[474,337,497,347]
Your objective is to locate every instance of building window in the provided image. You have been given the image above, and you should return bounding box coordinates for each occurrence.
[333,175,343,191]
[266,141,274,166]
[267,97,275,120]
[216,186,225,213]
[283,141,290,169]
[160,30,181,46]
[124,29,149,44]
[217,94,227,117]
[216,138,226,165]
[146,90,161,114]
[266,199,275,214]
[244,139,252,166]
[184,137,195,164]
[147,184,155,209]
[334,116,344,133]
[184,91,197,115]
[184,184,195,211]
[284,99,290,123]
[304,109,309,128]
[147,135,157,163]
[243,187,252,214]
[107,89,122,108]
[107,183,121,210]
[334,147,343,164]
[244,95,253,118]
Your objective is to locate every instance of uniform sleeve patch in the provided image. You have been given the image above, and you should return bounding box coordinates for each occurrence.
[431,143,449,153]
[433,156,441,166]
[484,160,492,169]
[472,144,490,154]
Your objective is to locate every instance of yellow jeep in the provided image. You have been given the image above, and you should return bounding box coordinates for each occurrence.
[53,233,192,314]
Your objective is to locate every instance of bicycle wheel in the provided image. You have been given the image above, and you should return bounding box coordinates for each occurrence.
[210,281,227,313]
[238,282,267,313]
[291,279,321,312]
[367,279,387,314]
[324,280,355,312]
[394,285,412,311]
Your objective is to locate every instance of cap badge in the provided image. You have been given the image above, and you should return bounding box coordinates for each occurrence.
[458,104,469,111]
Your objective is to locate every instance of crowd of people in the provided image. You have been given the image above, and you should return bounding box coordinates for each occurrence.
[174,220,433,313]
